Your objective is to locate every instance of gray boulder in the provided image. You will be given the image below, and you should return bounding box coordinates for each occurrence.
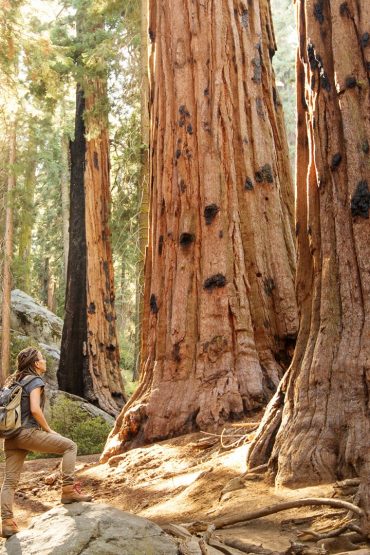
[10,289,63,349]
[1,503,179,555]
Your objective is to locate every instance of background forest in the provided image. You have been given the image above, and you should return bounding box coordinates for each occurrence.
[0,0,295,393]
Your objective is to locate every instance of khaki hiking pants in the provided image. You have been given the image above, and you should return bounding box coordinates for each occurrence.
[1,428,77,519]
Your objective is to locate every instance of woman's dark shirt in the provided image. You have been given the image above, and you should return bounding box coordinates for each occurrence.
[20,376,45,428]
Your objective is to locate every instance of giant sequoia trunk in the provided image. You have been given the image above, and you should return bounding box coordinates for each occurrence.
[58,84,125,416]
[248,0,370,533]
[102,0,297,459]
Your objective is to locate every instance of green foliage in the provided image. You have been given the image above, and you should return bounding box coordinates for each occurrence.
[271,0,297,166]
[28,396,112,459]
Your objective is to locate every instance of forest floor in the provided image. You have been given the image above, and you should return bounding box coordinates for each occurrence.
[0,412,369,553]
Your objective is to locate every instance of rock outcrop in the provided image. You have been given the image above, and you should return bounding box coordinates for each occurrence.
[1,503,179,555]
[10,289,63,349]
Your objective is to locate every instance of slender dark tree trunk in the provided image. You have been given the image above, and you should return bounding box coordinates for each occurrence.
[58,88,87,398]
[61,126,70,283]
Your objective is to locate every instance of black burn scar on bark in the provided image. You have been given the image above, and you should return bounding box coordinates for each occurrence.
[158,235,164,255]
[204,204,220,224]
[172,342,181,363]
[351,180,370,218]
[307,44,330,91]
[252,45,262,83]
[244,177,254,191]
[330,153,342,171]
[255,164,273,184]
[179,232,195,246]
[150,294,159,314]
[263,277,275,296]
[345,75,357,88]
[360,33,369,48]
[203,274,227,291]
[339,2,350,17]
[314,1,324,24]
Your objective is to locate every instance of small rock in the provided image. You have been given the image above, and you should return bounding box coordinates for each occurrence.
[44,473,59,486]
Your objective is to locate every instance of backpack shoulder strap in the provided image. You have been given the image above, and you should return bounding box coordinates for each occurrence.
[19,375,44,389]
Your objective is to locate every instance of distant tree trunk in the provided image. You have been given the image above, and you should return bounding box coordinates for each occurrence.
[247,0,370,534]
[133,0,150,381]
[17,133,36,294]
[46,260,55,312]
[84,79,126,414]
[102,0,297,460]
[61,130,70,283]
[43,257,50,306]
[0,122,16,383]
[58,83,126,416]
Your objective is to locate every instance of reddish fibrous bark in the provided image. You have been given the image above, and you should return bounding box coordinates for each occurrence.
[102,0,297,460]
[84,80,126,415]
[248,0,370,535]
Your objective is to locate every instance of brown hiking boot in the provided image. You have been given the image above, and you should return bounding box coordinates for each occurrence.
[61,482,92,504]
[1,519,19,538]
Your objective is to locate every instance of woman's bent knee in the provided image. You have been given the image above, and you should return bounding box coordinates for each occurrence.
[64,439,77,454]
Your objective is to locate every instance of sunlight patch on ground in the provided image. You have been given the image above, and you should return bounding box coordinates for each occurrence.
[217,443,249,472]
[140,470,206,492]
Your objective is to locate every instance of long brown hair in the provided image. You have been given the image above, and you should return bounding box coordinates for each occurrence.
[5,347,41,387]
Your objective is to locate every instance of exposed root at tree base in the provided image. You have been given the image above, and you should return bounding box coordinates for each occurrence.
[213,497,363,529]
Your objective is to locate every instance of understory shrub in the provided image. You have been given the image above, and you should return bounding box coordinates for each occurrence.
[28,397,112,459]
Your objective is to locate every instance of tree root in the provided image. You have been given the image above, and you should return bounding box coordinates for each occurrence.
[243,463,269,476]
[199,423,258,451]
[213,498,363,529]
[335,478,360,488]
[298,522,364,541]
[213,537,279,554]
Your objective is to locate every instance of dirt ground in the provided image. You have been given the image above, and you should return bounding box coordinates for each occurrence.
[0,415,369,553]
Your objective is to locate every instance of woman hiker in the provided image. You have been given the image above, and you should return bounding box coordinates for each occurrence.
[1,347,92,538]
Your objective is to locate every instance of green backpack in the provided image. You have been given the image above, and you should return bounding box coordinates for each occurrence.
[0,375,39,439]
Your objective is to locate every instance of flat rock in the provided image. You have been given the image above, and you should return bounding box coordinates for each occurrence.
[1,503,179,555]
